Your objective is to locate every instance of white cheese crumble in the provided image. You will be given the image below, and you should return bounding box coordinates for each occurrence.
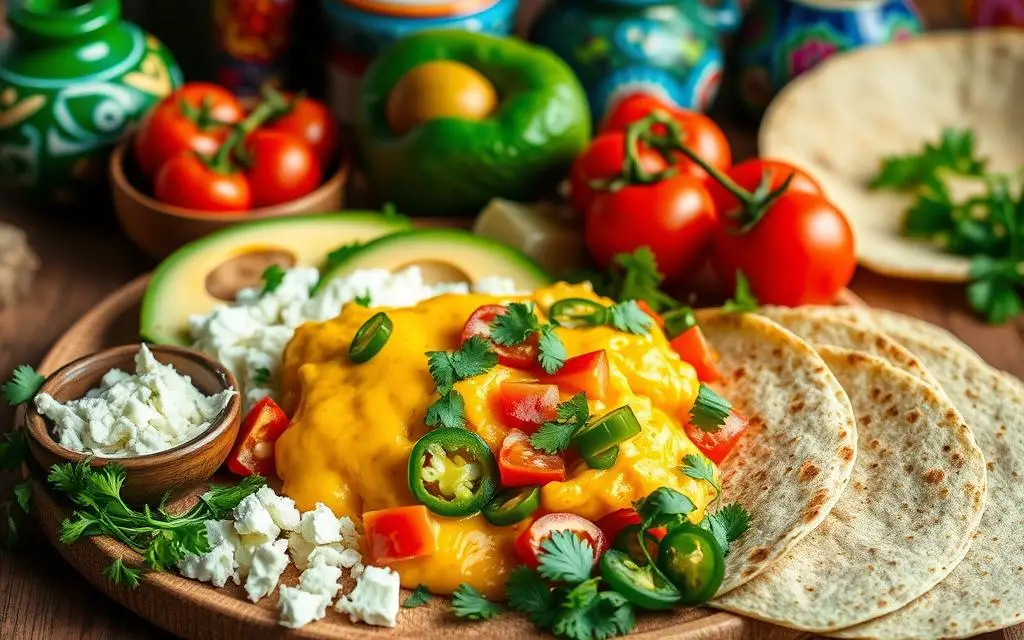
[255,486,301,531]
[232,493,280,546]
[335,565,401,628]
[177,539,237,588]
[298,502,345,545]
[34,344,234,457]
[277,585,327,629]
[188,266,517,409]
[245,539,290,603]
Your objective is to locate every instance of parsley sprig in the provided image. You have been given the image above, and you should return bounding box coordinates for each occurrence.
[49,460,265,587]
[530,393,590,455]
[688,384,732,433]
[424,337,498,429]
[490,303,567,374]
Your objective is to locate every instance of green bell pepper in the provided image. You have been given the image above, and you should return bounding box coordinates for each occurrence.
[356,30,592,217]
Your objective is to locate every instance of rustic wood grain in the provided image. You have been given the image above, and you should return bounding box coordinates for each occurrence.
[0,1,999,638]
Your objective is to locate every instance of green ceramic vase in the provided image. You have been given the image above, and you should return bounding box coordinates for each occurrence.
[0,0,182,204]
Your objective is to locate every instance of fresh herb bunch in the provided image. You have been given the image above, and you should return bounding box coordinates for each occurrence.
[49,460,265,587]
[490,302,567,374]
[424,337,498,429]
[872,128,1024,323]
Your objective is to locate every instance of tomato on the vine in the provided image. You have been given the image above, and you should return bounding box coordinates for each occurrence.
[265,97,338,167]
[711,191,855,306]
[134,82,244,180]
[153,153,251,213]
[705,159,823,219]
[242,130,322,208]
[585,173,716,284]
[569,132,668,216]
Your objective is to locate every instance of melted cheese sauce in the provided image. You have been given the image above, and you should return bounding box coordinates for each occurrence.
[275,283,716,597]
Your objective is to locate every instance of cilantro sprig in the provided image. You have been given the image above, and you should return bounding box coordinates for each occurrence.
[722,271,758,313]
[402,584,432,608]
[568,247,680,313]
[2,365,45,406]
[489,303,567,374]
[530,393,590,455]
[424,337,497,429]
[679,453,752,556]
[871,128,987,190]
[1,367,42,548]
[688,384,732,433]
[49,460,265,587]
[260,264,286,295]
[451,583,501,620]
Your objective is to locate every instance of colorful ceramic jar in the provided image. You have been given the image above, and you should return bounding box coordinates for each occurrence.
[529,0,742,122]
[213,0,299,95]
[732,0,922,115]
[965,0,1024,27]
[0,0,181,204]
[320,0,519,123]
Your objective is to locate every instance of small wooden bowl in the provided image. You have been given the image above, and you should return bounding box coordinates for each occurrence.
[24,344,242,505]
[110,135,350,260]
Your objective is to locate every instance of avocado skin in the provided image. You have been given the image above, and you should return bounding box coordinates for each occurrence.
[356,30,592,217]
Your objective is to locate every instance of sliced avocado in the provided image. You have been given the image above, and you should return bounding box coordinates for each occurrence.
[318,229,551,290]
[141,212,411,346]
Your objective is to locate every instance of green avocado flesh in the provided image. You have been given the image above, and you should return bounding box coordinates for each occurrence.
[318,229,552,291]
[140,212,411,346]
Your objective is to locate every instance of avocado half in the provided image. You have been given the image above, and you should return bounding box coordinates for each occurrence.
[318,229,552,290]
[140,212,411,346]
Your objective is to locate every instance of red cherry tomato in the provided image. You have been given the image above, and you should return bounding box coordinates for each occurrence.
[569,132,668,216]
[585,173,716,284]
[595,508,642,543]
[669,326,720,383]
[362,505,437,563]
[134,82,244,180]
[684,410,750,465]
[711,191,856,306]
[601,96,732,181]
[462,304,538,369]
[705,158,823,220]
[499,382,559,432]
[265,96,339,167]
[153,152,251,213]
[242,130,322,208]
[499,429,566,487]
[226,397,290,477]
[539,350,609,399]
[515,513,608,570]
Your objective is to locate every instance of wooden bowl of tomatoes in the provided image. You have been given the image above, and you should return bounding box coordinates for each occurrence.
[111,82,350,260]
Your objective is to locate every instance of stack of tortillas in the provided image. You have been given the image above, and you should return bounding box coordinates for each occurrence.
[699,305,1024,639]
[759,30,1024,282]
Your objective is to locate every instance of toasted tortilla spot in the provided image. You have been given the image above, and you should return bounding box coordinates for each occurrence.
[951,452,965,468]
[840,446,855,462]
[749,547,770,564]
[924,469,945,484]
[799,461,821,482]
[860,415,872,426]
[907,410,921,423]
[791,400,806,412]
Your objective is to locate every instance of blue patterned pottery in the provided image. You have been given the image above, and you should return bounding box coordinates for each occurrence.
[320,0,519,122]
[732,0,923,115]
[529,0,742,123]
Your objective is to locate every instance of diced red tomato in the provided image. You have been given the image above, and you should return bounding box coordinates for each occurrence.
[462,304,538,369]
[669,326,720,382]
[596,508,667,544]
[515,513,608,570]
[539,350,609,399]
[362,505,437,563]
[227,397,290,477]
[499,382,559,431]
[684,410,750,465]
[634,301,665,330]
[499,429,566,487]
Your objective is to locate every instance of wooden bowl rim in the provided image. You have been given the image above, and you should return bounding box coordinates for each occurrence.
[109,135,351,223]
[25,343,242,470]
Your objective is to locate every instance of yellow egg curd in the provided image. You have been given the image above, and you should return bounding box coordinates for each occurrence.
[275,283,717,598]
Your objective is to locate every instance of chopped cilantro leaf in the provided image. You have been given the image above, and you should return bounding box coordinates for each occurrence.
[689,384,732,433]
[553,581,635,640]
[531,393,589,455]
[634,486,695,529]
[354,292,372,307]
[451,583,501,620]
[607,300,653,335]
[251,367,271,387]
[614,247,680,312]
[537,530,595,584]
[679,453,720,495]
[260,264,286,295]
[722,271,758,313]
[425,391,465,430]
[537,325,567,374]
[871,128,986,190]
[2,365,45,406]
[490,302,540,346]
[322,242,365,274]
[402,584,431,608]
[701,502,751,556]
[506,567,558,629]
[450,336,498,380]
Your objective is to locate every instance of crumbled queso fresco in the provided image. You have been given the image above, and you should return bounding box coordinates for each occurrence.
[34,344,234,457]
[189,266,518,409]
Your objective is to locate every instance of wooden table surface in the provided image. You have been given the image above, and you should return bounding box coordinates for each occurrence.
[3,2,1020,639]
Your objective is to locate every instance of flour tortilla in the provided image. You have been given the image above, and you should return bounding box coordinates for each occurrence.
[714,347,986,632]
[760,30,1024,282]
[828,326,1024,639]
[755,306,942,392]
[697,311,857,594]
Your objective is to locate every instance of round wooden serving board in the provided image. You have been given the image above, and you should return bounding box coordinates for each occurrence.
[28,275,804,640]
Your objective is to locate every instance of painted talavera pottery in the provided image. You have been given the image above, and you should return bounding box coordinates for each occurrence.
[321,0,519,123]
[732,0,922,115]
[965,0,1024,27]
[0,0,181,204]
[529,0,742,122]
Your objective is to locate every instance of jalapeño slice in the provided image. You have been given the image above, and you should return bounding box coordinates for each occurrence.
[482,486,541,526]
[573,405,641,462]
[600,549,682,611]
[582,445,619,470]
[657,523,725,605]
[407,428,498,517]
[349,312,393,363]
[550,298,608,328]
